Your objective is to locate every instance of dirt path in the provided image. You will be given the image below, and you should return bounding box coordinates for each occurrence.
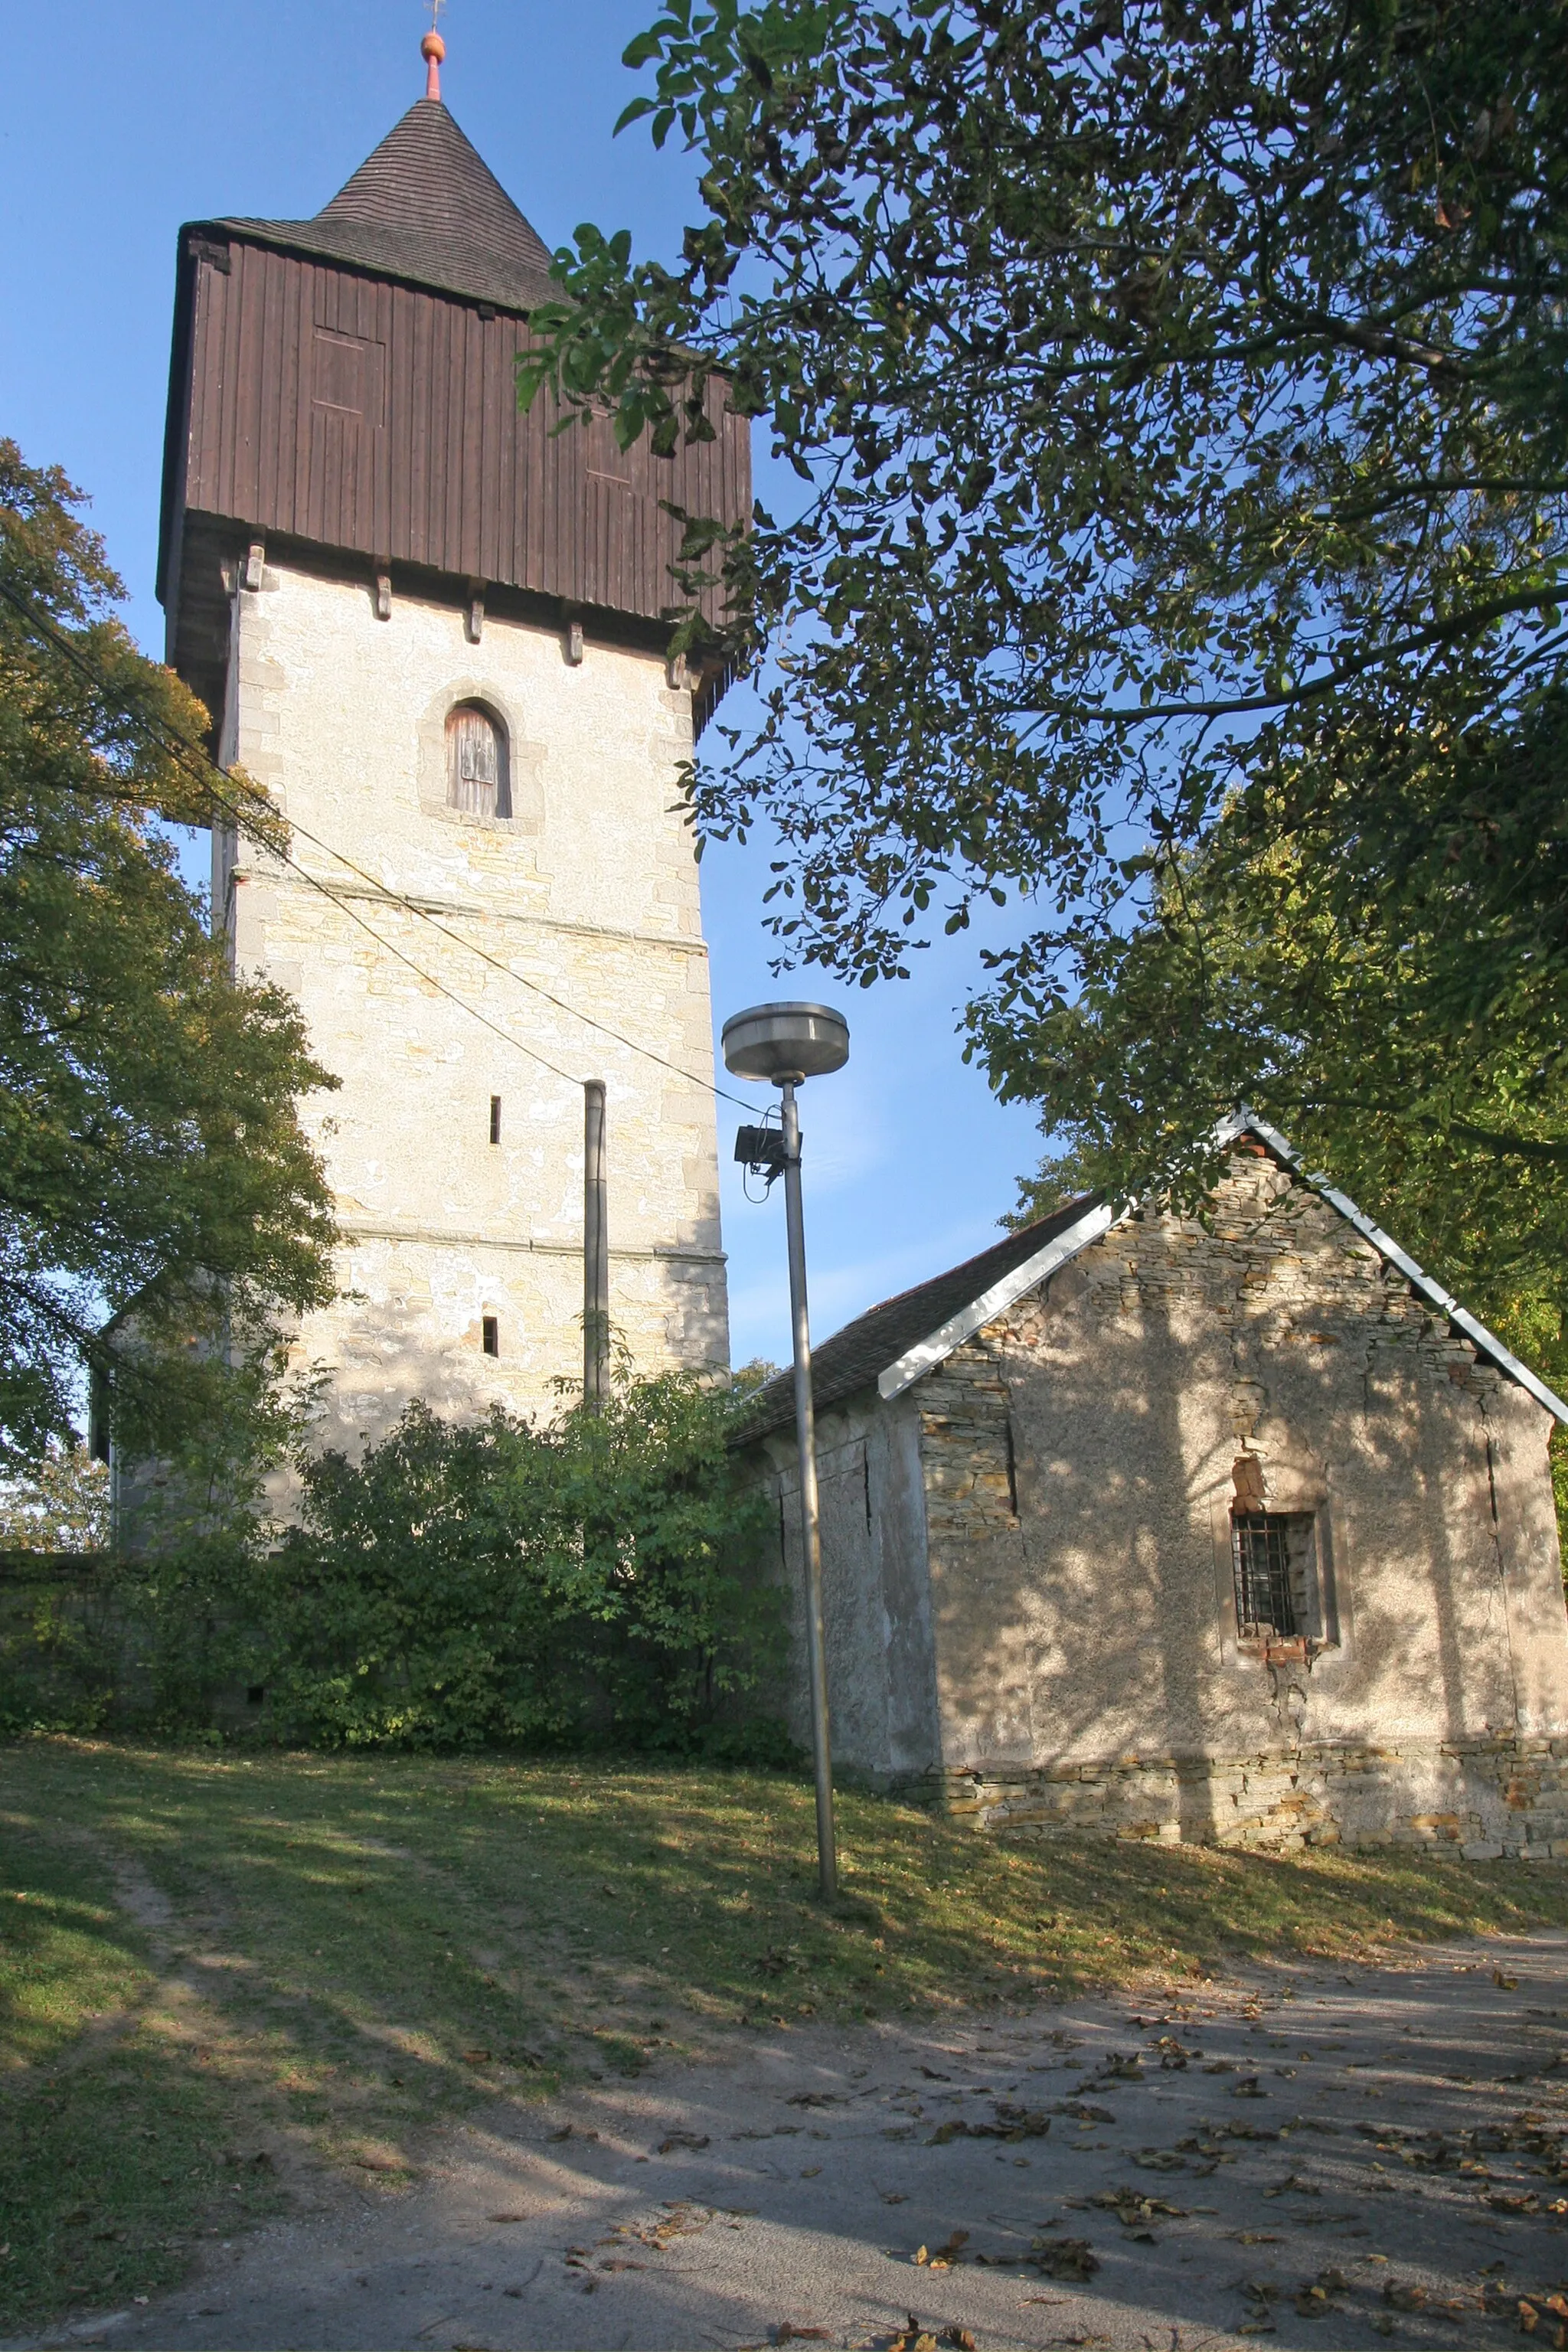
[22,1930,1568,2352]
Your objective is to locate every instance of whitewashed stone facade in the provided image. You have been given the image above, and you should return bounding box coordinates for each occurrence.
[216,556,727,1449]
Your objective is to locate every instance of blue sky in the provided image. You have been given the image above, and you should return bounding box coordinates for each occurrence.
[1,0,1047,1368]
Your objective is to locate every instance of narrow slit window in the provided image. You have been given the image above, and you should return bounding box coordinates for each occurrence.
[489,1095,501,1145]
[446,702,511,818]
[1232,1511,1315,1639]
[482,1315,499,1358]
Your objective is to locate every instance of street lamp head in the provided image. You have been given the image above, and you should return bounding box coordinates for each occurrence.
[722,1001,850,1085]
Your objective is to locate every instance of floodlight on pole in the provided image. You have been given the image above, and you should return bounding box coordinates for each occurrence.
[723,1001,850,1901]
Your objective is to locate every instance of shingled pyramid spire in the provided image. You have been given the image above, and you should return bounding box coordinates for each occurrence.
[218,30,557,312]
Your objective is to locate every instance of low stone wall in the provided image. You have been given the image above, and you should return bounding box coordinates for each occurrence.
[900,1740,1568,1860]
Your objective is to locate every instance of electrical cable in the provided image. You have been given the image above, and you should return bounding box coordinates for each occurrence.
[739,1098,786,1202]
[0,577,583,1088]
[0,573,766,1116]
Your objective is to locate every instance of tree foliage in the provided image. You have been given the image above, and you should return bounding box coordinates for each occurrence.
[521,0,1568,1200]
[91,1374,778,1753]
[249,1377,779,1752]
[0,443,336,1468]
[995,716,1568,1389]
[0,1441,109,1553]
[2,1377,785,1753]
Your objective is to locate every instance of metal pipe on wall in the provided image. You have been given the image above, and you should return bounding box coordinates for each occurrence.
[583,1080,609,1411]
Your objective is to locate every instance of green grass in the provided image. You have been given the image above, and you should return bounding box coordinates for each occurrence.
[5,1736,1568,2330]
[0,1818,282,2327]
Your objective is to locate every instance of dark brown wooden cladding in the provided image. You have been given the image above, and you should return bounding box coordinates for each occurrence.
[172,238,749,625]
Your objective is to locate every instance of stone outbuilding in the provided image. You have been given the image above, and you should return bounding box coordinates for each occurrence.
[731,1115,1568,1854]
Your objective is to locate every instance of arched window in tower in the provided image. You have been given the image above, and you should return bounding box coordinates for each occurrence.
[446,702,511,818]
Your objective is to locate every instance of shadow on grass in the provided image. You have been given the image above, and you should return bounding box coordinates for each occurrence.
[0,1820,284,2333]
[5,1737,1568,2330]
[18,1742,1568,2025]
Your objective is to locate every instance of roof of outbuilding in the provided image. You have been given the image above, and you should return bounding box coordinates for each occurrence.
[217,97,558,313]
[728,1194,1101,1445]
[727,1107,1568,1449]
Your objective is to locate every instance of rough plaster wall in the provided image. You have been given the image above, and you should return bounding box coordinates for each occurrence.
[752,1390,940,1779]
[217,558,727,1449]
[922,1153,1568,1785]
[1485,1380,1568,1734]
[879,1396,942,1773]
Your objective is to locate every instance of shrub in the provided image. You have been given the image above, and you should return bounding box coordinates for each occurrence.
[243,1374,782,1753]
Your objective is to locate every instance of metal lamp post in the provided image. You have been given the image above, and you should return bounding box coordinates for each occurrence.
[722,1001,851,1900]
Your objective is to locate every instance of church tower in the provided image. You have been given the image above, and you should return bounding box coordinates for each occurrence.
[157,30,746,1443]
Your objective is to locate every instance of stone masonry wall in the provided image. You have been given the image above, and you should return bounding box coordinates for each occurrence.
[912,1148,1568,1850]
[218,557,727,1451]
[901,1741,1568,1859]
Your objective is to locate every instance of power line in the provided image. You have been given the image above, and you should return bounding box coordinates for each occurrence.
[253,838,590,1089]
[0,573,766,1116]
[0,576,584,1089]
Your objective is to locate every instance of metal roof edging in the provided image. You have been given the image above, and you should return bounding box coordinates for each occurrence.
[877,1202,1119,1404]
[1235,1105,1568,1425]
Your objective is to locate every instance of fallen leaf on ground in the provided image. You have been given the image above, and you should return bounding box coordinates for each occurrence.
[1030,2236,1099,2281]
[658,2131,710,2154]
[1086,2189,1185,2226]
[888,2323,940,2352]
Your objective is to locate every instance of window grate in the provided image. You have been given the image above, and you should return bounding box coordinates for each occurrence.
[1232,1512,1298,1638]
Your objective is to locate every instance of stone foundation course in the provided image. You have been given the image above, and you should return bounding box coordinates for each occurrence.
[909,1738,1568,1860]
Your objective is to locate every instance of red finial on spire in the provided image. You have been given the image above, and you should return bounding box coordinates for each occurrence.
[422,2,446,100]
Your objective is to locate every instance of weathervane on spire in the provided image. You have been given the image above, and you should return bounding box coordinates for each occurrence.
[421,0,446,101]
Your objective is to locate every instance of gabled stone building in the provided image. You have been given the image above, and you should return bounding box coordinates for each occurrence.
[733,1116,1568,1854]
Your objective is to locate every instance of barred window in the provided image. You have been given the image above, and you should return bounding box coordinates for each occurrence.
[446,702,511,818]
[1232,1511,1316,1640]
